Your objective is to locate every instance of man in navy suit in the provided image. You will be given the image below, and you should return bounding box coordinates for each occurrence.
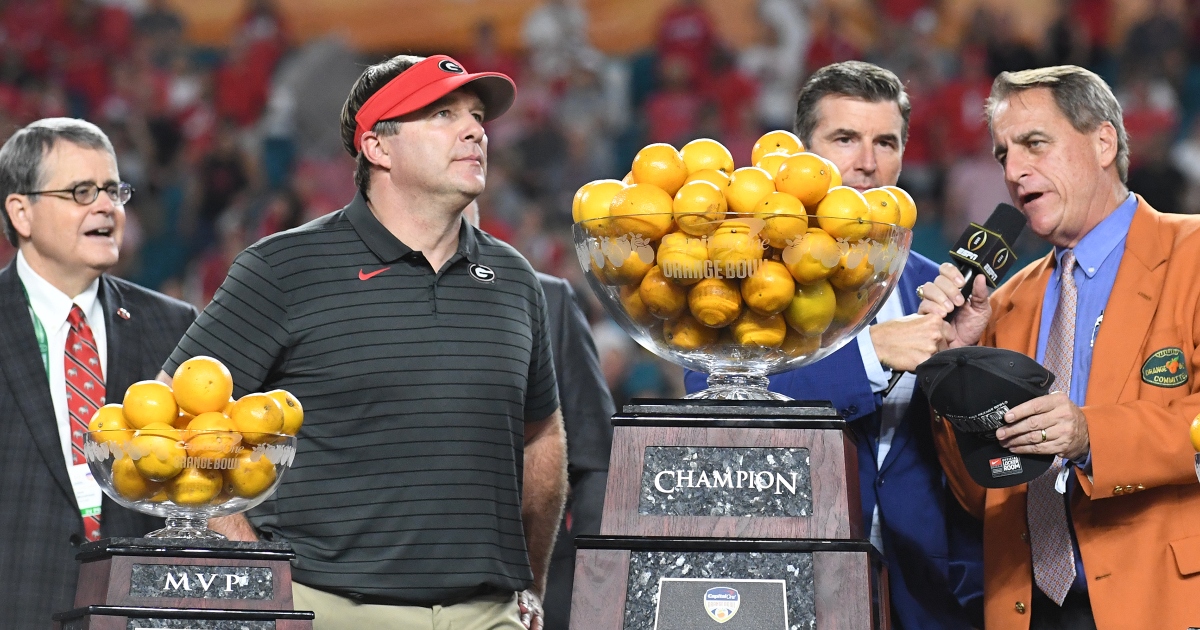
[686,61,984,629]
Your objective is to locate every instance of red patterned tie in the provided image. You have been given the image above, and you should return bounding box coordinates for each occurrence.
[1028,250,1077,605]
[66,304,104,541]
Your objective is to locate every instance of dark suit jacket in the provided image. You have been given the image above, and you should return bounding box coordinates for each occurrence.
[684,252,985,629]
[536,273,615,630]
[0,260,197,628]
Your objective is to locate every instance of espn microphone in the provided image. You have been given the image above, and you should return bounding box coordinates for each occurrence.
[944,202,1027,318]
[882,203,1026,397]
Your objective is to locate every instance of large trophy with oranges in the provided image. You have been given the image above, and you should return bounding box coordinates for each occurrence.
[53,357,313,629]
[570,133,912,630]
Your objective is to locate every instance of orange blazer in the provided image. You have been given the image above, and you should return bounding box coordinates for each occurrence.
[932,197,1200,630]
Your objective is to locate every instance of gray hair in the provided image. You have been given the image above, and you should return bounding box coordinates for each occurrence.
[986,65,1129,182]
[1,118,116,246]
[794,60,911,148]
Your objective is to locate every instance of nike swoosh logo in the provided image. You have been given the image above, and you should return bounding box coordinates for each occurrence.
[358,267,391,281]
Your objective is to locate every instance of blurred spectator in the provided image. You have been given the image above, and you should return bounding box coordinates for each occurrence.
[1171,118,1200,213]
[942,137,1011,244]
[185,119,257,252]
[1119,74,1180,171]
[458,21,523,81]
[806,8,861,71]
[933,46,992,164]
[195,209,249,305]
[739,0,809,131]
[644,55,703,145]
[1043,0,1090,68]
[1124,0,1186,82]
[1129,131,1186,215]
[655,0,718,87]
[214,39,275,128]
[522,0,599,83]
[135,0,185,67]
[705,48,758,137]
[982,11,1038,76]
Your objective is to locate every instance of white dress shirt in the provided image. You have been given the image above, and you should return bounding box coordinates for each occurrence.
[854,288,916,552]
[16,251,107,512]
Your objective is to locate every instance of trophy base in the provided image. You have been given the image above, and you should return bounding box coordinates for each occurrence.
[684,373,791,401]
[54,605,314,630]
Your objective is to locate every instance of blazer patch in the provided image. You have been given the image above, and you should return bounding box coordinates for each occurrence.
[1141,347,1188,388]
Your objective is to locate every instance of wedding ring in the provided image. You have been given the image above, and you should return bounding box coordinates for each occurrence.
[916,286,926,300]
[1039,429,1048,443]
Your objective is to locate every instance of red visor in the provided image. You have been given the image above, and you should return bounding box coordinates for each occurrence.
[352,55,516,153]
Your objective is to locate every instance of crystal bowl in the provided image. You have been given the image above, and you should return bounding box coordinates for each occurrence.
[573,212,912,399]
[85,428,296,539]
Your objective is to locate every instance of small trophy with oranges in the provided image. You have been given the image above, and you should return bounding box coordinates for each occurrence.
[56,357,314,630]
[84,356,301,539]
[572,132,915,400]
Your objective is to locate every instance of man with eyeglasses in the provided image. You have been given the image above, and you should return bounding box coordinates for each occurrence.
[0,117,198,628]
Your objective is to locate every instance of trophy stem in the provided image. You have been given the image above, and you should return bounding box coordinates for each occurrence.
[686,372,791,401]
[146,513,226,540]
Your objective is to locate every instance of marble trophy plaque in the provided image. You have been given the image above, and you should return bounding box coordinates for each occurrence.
[575,400,890,630]
[53,538,314,630]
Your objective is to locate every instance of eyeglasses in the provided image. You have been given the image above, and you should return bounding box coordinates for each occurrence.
[21,181,135,206]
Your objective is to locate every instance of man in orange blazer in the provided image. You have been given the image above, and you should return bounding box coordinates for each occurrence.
[918,65,1200,629]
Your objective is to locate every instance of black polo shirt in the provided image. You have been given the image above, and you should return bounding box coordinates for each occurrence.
[164,193,559,605]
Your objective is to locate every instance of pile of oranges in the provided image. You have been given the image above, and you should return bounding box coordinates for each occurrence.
[572,132,917,353]
[87,356,302,507]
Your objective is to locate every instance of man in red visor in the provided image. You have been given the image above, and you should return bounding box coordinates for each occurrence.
[160,54,567,630]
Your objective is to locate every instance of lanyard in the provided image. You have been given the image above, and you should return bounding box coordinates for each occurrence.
[19,281,50,377]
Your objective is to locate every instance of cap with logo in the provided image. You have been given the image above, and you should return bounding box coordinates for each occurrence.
[915,346,1056,488]
[352,54,517,153]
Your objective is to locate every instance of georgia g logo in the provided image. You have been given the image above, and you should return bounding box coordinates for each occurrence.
[704,587,740,624]
[469,263,495,283]
[438,59,465,74]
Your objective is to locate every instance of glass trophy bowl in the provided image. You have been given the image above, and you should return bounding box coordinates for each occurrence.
[573,212,912,400]
[85,428,296,540]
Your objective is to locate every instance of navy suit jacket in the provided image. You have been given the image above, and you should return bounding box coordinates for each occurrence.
[684,251,984,629]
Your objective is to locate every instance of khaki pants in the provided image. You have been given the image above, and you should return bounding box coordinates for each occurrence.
[293,582,525,630]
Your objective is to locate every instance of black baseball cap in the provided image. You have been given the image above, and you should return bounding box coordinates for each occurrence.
[916,347,1056,488]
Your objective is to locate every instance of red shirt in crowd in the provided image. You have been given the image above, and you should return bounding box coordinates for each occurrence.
[655,2,717,86]
[644,89,703,145]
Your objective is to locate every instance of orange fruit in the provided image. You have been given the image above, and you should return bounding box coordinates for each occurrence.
[731,310,787,347]
[229,393,284,445]
[784,279,837,336]
[609,183,675,241]
[131,422,186,481]
[111,456,160,501]
[725,167,775,215]
[782,227,842,284]
[684,168,731,192]
[575,179,626,236]
[594,244,654,286]
[172,356,234,416]
[186,412,241,461]
[754,191,808,249]
[173,409,194,430]
[657,232,709,286]
[631,143,688,196]
[688,277,742,328]
[780,329,822,356]
[741,260,796,316]
[883,185,917,229]
[664,313,720,350]
[822,156,843,188]
[224,449,278,498]
[816,186,872,241]
[621,171,635,185]
[639,265,689,320]
[89,404,132,446]
[1190,413,1200,452]
[775,153,832,208]
[166,467,223,506]
[834,286,870,325]
[830,242,875,290]
[673,180,728,236]
[267,390,304,436]
[862,188,902,240]
[123,381,179,429]
[751,130,804,166]
[680,138,735,175]
[620,285,656,326]
[707,218,766,269]
[754,151,792,179]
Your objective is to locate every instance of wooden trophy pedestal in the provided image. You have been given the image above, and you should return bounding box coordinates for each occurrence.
[53,538,314,630]
[574,399,890,630]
